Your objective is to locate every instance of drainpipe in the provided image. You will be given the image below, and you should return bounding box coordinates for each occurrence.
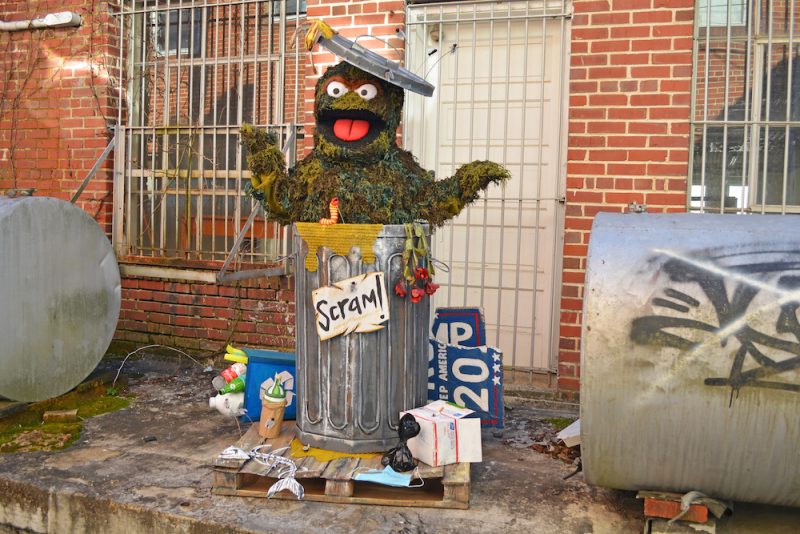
[0,12,82,32]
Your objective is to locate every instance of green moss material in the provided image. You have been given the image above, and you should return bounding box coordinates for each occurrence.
[0,384,129,453]
[242,62,510,227]
[545,417,575,433]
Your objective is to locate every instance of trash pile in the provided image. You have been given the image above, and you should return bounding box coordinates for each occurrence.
[207,20,506,504]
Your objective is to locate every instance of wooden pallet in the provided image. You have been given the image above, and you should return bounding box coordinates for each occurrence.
[212,422,470,509]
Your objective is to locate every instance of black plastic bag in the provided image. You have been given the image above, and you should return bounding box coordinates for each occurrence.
[381,413,420,472]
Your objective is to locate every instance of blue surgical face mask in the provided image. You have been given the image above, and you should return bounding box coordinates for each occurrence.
[353,465,422,488]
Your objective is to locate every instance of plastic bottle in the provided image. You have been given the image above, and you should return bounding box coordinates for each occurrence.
[218,373,246,395]
[211,363,246,391]
[209,392,244,417]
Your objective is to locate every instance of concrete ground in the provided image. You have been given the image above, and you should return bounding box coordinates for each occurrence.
[0,355,796,534]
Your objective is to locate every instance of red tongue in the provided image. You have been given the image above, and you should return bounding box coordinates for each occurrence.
[333,119,370,142]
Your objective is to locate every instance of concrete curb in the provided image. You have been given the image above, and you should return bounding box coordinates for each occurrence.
[0,477,266,534]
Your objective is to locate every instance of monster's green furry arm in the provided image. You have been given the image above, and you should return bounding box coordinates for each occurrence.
[240,123,291,223]
[418,161,510,226]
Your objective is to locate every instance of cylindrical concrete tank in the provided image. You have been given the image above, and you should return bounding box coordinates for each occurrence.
[582,212,800,507]
[294,224,430,452]
[0,196,121,402]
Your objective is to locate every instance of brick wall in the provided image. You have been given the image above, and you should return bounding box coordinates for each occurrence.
[0,0,118,233]
[1,0,703,394]
[559,0,695,397]
[116,274,295,352]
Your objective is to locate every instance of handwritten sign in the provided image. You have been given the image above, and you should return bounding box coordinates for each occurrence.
[312,272,390,341]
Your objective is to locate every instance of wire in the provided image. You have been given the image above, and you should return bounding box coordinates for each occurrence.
[424,43,457,80]
[111,343,207,388]
[352,34,404,60]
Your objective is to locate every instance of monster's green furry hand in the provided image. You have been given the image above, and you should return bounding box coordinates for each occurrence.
[453,160,511,207]
[416,161,510,226]
[240,123,289,219]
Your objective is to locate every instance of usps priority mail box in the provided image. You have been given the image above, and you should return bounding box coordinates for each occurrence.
[402,400,482,467]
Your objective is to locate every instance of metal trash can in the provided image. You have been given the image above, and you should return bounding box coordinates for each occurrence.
[293,224,430,452]
[582,212,800,507]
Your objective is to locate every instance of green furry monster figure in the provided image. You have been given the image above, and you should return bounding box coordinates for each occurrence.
[242,61,509,227]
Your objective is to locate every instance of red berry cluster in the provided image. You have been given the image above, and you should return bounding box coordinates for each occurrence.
[394,266,440,303]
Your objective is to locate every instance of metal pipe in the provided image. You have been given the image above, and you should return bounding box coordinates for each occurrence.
[0,12,81,32]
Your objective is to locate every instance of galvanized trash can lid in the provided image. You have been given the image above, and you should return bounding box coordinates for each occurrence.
[0,196,121,402]
[305,20,435,97]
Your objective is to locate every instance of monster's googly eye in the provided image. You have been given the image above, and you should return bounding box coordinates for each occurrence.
[326,81,349,98]
[355,84,378,101]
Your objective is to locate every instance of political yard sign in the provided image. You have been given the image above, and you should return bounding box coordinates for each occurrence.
[428,307,504,428]
[312,272,390,341]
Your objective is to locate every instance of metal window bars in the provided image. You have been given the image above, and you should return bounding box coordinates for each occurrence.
[112,0,304,264]
[690,0,800,213]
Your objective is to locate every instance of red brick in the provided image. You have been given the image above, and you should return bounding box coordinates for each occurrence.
[574,27,609,40]
[629,122,669,134]
[648,163,688,176]
[588,150,627,162]
[606,192,645,204]
[653,0,694,8]
[569,135,607,147]
[573,54,609,66]
[591,12,630,25]
[652,52,693,65]
[572,108,607,120]
[608,163,648,175]
[633,10,673,23]
[591,40,631,53]
[589,94,628,106]
[610,26,651,39]
[610,53,650,65]
[631,65,672,78]
[568,190,604,203]
[650,107,690,120]
[574,1,612,14]
[644,498,709,523]
[628,149,668,162]
[646,192,686,205]
[557,376,580,392]
[587,121,627,134]
[653,24,694,38]
[631,38,673,51]
[608,107,647,120]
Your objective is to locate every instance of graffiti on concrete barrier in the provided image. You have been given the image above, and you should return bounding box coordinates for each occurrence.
[630,246,800,402]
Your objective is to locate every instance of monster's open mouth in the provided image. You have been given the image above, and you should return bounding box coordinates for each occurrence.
[317,110,385,148]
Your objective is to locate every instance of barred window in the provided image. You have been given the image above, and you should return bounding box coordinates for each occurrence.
[691,0,800,213]
[116,1,304,263]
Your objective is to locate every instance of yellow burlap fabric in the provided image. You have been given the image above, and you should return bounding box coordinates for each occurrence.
[289,438,380,462]
[295,222,384,272]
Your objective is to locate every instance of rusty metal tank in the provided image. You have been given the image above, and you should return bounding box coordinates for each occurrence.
[582,212,800,507]
[293,224,430,452]
[0,196,121,402]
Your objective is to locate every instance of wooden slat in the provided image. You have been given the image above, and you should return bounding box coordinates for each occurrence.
[323,458,358,497]
[416,461,445,479]
[211,422,471,509]
[239,422,296,477]
[293,453,329,478]
[442,462,470,485]
[212,424,266,469]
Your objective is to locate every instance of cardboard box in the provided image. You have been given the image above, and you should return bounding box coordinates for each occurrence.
[401,400,482,467]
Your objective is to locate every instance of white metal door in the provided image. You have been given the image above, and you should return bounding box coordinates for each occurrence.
[405,1,569,374]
